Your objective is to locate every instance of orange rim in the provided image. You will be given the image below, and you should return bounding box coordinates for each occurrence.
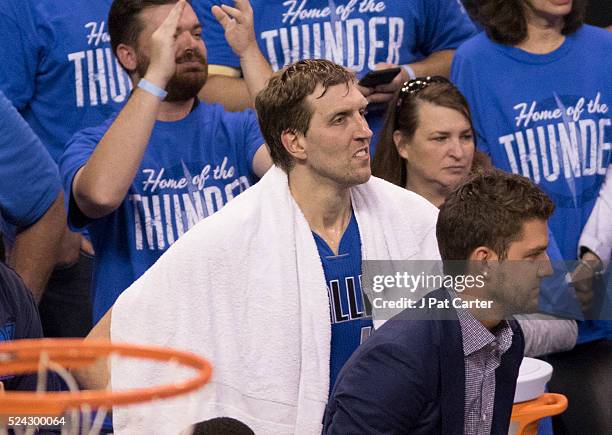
[0,338,212,415]
[511,393,568,435]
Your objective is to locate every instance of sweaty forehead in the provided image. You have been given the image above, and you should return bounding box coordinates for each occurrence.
[308,82,366,116]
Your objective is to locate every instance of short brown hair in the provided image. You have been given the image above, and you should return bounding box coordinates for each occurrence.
[372,79,476,188]
[255,60,355,172]
[108,0,184,61]
[437,169,554,264]
[473,0,586,45]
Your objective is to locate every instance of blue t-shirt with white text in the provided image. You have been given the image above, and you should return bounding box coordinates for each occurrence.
[451,26,612,341]
[60,102,264,322]
[0,0,130,162]
[195,0,476,147]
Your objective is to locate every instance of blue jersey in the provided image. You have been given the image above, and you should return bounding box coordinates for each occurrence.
[0,91,61,243]
[451,26,612,341]
[0,0,130,162]
[313,213,372,391]
[60,102,264,321]
[195,0,476,147]
[0,262,60,392]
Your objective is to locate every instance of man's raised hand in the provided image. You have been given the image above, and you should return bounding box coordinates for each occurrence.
[212,0,257,58]
[145,0,187,88]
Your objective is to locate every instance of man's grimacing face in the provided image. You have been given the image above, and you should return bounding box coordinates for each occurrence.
[296,82,373,188]
[134,3,208,101]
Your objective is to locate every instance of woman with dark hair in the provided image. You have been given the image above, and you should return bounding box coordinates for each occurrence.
[372,76,489,207]
[373,75,576,358]
[452,1,611,433]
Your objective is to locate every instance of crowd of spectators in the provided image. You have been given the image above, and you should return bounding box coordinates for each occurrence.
[0,0,609,433]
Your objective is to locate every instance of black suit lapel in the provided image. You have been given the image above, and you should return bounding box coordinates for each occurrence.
[432,289,465,435]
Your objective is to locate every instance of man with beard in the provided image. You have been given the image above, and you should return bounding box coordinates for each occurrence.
[324,170,554,434]
[60,0,272,323]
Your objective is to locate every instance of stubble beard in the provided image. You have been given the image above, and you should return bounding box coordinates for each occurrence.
[491,264,540,317]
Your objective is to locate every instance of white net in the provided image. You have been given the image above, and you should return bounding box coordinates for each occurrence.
[0,344,208,435]
[0,350,108,435]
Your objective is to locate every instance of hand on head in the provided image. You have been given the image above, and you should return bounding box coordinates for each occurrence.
[145,0,188,88]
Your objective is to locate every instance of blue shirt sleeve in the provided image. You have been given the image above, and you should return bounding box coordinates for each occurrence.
[59,121,110,230]
[417,0,477,55]
[0,1,40,110]
[218,107,265,178]
[242,109,265,175]
[196,0,241,68]
[0,91,61,228]
[450,39,491,156]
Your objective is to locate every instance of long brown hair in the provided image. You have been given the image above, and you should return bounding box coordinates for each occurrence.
[372,80,485,188]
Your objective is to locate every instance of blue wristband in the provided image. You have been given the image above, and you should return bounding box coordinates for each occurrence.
[138,78,168,99]
[402,64,416,81]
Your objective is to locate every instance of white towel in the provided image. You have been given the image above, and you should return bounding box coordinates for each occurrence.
[110,166,440,434]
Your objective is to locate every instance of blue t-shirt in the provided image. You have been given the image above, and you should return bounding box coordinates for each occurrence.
[451,26,612,341]
[0,91,61,242]
[452,26,612,260]
[313,213,372,391]
[60,102,264,322]
[195,0,476,146]
[0,0,130,162]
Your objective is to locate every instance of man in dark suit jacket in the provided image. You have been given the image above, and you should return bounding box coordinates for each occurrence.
[324,170,556,434]
[323,288,524,434]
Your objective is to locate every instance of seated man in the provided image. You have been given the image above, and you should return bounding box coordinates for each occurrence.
[324,170,555,434]
[60,0,272,323]
[75,58,440,433]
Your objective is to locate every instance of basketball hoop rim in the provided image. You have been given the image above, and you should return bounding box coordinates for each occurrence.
[0,338,213,415]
